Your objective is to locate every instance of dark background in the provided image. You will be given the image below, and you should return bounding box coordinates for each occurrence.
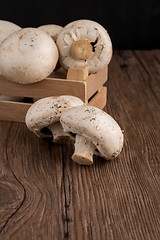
[0,0,160,49]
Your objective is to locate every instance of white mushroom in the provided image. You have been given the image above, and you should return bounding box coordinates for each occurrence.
[0,20,23,101]
[56,19,112,73]
[60,105,124,165]
[0,27,59,84]
[38,24,63,42]
[0,20,21,44]
[38,24,63,72]
[25,95,84,144]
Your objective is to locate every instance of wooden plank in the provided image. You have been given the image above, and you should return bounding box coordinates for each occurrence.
[86,65,108,99]
[67,65,88,80]
[0,75,86,101]
[106,50,160,239]
[0,101,31,122]
[88,86,107,109]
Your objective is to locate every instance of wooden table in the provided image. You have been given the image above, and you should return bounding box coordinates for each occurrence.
[0,50,160,240]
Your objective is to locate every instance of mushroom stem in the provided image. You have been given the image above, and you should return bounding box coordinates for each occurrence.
[47,122,70,144]
[72,38,93,60]
[72,134,96,165]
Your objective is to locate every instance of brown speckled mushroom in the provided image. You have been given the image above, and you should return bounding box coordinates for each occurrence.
[25,96,84,144]
[0,28,59,84]
[56,19,112,74]
[60,105,124,165]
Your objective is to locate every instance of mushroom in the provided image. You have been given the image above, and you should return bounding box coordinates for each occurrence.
[0,27,59,84]
[25,95,84,144]
[38,24,63,42]
[0,20,23,101]
[56,19,112,74]
[38,24,63,72]
[60,105,124,165]
[0,20,21,44]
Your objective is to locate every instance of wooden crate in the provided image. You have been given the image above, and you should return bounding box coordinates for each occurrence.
[0,65,108,122]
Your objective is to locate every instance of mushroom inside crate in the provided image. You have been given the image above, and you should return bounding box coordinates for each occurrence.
[60,105,124,165]
[25,96,84,144]
[56,19,112,74]
[37,24,63,74]
[0,20,24,101]
[0,27,59,85]
[38,24,63,42]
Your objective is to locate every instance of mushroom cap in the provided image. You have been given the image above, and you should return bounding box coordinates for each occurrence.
[60,105,124,160]
[0,20,21,44]
[38,24,63,42]
[0,20,21,75]
[0,27,59,84]
[56,19,112,73]
[25,95,84,137]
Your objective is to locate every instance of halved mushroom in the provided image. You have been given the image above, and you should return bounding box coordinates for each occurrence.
[56,19,112,74]
[0,28,59,84]
[38,24,63,42]
[25,95,84,144]
[0,20,23,101]
[60,105,124,165]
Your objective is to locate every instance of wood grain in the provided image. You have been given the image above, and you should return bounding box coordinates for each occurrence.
[0,50,160,240]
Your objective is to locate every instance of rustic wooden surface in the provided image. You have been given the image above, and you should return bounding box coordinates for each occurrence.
[0,50,160,240]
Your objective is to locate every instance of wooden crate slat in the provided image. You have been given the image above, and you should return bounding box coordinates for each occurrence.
[86,66,108,99]
[0,75,86,101]
[0,66,108,122]
[67,65,88,81]
[88,87,107,109]
[0,101,31,122]
[0,87,107,123]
